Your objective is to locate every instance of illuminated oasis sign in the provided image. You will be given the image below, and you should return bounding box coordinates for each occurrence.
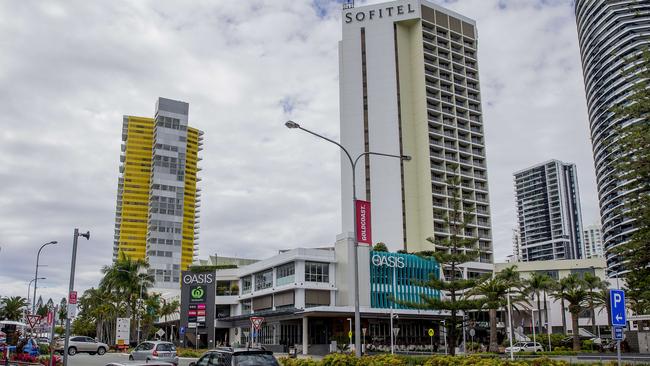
[345,3,416,23]
[371,254,406,268]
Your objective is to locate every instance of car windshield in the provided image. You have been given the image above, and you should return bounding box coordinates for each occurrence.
[234,353,279,366]
[156,343,175,351]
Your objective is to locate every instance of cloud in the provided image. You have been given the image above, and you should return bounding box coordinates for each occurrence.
[0,0,599,300]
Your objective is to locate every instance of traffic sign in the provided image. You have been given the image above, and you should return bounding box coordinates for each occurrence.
[610,289,627,327]
[348,330,352,339]
[69,291,78,305]
[428,328,434,337]
[250,316,264,331]
[180,326,186,335]
[26,315,42,329]
[614,327,624,341]
[469,328,476,337]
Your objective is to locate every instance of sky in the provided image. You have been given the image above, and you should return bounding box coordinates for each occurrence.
[0,0,598,301]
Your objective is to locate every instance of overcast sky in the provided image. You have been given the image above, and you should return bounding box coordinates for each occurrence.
[0,0,598,301]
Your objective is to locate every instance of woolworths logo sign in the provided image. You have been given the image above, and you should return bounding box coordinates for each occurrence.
[191,286,205,301]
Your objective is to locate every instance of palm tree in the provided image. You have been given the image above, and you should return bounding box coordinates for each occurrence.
[552,274,588,351]
[524,273,553,335]
[1,296,28,321]
[468,275,526,352]
[583,272,608,335]
[101,252,153,341]
[550,276,571,334]
[159,299,180,341]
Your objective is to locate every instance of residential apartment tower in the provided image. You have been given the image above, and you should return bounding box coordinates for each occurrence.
[513,160,584,262]
[575,0,650,276]
[113,97,203,289]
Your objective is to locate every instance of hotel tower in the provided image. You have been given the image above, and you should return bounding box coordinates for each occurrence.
[339,0,493,278]
[113,97,203,289]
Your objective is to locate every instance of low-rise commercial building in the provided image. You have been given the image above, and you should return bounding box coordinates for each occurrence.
[495,258,609,336]
[180,234,446,355]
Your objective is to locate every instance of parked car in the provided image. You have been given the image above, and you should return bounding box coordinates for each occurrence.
[504,342,544,353]
[106,363,175,366]
[54,335,109,356]
[189,348,279,366]
[129,341,178,365]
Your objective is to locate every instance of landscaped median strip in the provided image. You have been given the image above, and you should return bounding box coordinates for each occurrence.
[277,353,630,366]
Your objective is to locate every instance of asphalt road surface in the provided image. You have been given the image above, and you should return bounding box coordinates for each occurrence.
[67,353,197,366]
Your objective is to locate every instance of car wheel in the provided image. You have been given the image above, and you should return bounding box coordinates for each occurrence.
[129,355,134,360]
[68,347,77,356]
[97,347,106,355]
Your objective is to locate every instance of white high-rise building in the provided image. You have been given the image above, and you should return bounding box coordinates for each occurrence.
[513,160,584,262]
[339,0,493,278]
[583,224,604,259]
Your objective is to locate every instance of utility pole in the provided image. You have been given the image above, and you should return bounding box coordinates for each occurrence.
[62,229,90,366]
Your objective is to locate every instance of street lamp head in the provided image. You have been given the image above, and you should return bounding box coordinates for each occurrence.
[79,231,90,240]
[401,155,412,161]
[48,241,58,245]
[285,120,300,129]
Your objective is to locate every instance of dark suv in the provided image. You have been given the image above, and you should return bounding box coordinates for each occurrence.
[189,348,279,366]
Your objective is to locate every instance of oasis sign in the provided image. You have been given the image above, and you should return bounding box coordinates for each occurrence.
[372,254,406,268]
[182,272,214,285]
[345,3,416,24]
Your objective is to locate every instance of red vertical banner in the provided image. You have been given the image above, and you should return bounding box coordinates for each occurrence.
[355,200,372,245]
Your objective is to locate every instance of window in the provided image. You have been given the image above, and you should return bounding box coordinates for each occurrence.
[305,262,329,283]
[276,262,295,286]
[242,300,252,315]
[255,269,273,291]
[242,276,252,294]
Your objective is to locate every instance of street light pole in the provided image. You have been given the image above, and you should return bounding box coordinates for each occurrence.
[63,229,90,366]
[286,120,410,357]
[33,241,57,312]
[27,277,46,313]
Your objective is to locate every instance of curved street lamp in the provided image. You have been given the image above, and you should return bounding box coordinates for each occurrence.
[33,241,57,312]
[286,120,410,356]
[27,277,46,313]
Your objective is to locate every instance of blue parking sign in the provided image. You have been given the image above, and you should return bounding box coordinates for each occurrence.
[610,289,627,327]
[180,326,186,335]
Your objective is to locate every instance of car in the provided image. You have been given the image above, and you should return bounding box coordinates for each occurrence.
[504,341,544,353]
[106,363,175,366]
[129,341,178,365]
[189,348,280,366]
[54,335,109,356]
[106,362,175,366]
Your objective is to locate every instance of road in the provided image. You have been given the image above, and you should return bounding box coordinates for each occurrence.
[68,353,198,366]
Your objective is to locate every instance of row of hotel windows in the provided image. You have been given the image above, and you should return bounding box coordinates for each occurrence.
[240,262,329,294]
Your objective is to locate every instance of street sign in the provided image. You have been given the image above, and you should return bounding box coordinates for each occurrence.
[392,327,400,337]
[180,326,186,336]
[47,311,54,325]
[362,328,367,336]
[116,318,130,346]
[469,328,476,337]
[156,329,165,337]
[614,327,624,341]
[26,315,41,329]
[610,289,627,327]
[69,291,78,305]
[250,316,264,331]
[428,328,434,337]
[348,330,352,339]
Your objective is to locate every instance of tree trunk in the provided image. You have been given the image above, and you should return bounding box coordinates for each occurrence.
[537,292,543,336]
[543,291,549,334]
[571,311,580,351]
[489,308,498,352]
[590,299,597,335]
[560,298,566,334]
[449,309,457,356]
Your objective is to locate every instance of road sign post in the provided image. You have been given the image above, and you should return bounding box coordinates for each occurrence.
[609,289,626,366]
[428,328,435,354]
[251,317,264,347]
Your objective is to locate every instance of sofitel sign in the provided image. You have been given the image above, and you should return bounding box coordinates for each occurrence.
[345,3,416,23]
[182,273,214,285]
[372,254,406,268]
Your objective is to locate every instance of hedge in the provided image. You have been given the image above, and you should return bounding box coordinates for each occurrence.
[279,355,574,366]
